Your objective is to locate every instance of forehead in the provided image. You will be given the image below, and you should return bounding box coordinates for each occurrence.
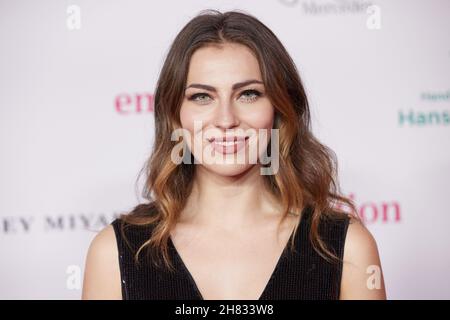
[186,43,263,85]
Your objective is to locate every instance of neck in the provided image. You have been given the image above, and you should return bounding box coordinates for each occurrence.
[179,164,283,231]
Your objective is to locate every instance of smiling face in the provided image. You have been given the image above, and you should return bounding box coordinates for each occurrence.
[179,42,275,177]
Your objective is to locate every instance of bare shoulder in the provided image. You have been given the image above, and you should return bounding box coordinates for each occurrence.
[345,217,379,258]
[82,223,122,300]
[339,216,387,299]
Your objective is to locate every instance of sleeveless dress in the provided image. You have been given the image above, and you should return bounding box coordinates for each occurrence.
[111,205,350,300]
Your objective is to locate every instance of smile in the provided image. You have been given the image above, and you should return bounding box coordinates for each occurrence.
[208,136,250,154]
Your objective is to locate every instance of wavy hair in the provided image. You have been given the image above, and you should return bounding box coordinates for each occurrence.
[118,9,359,272]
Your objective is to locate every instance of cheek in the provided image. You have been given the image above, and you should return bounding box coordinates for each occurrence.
[243,104,275,130]
[180,103,213,133]
[179,105,193,131]
[179,105,203,135]
[247,104,275,148]
[179,106,194,148]
[179,105,208,149]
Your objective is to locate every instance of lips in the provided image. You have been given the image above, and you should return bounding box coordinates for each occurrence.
[208,136,248,143]
[208,136,249,154]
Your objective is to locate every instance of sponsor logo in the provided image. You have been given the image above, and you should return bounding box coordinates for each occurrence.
[115,92,154,114]
[0,213,120,234]
[399,90,449,127]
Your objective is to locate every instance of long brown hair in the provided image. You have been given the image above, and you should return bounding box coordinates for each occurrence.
[118,9,359,272]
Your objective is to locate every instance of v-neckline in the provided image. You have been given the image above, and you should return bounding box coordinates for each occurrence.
[168,207,309,300]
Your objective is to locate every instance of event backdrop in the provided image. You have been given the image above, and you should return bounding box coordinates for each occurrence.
[0,0,449,299]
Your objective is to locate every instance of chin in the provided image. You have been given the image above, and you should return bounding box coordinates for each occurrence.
[200,162,255,177]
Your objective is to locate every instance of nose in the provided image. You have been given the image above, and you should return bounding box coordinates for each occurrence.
[212,98,240,130]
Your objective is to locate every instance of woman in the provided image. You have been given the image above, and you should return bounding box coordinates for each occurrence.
[82,9,386,300]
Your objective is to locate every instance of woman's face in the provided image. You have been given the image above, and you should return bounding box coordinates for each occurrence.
[179,42,275,177]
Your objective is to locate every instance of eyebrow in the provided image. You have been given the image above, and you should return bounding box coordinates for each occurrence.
[185,79,264,92]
